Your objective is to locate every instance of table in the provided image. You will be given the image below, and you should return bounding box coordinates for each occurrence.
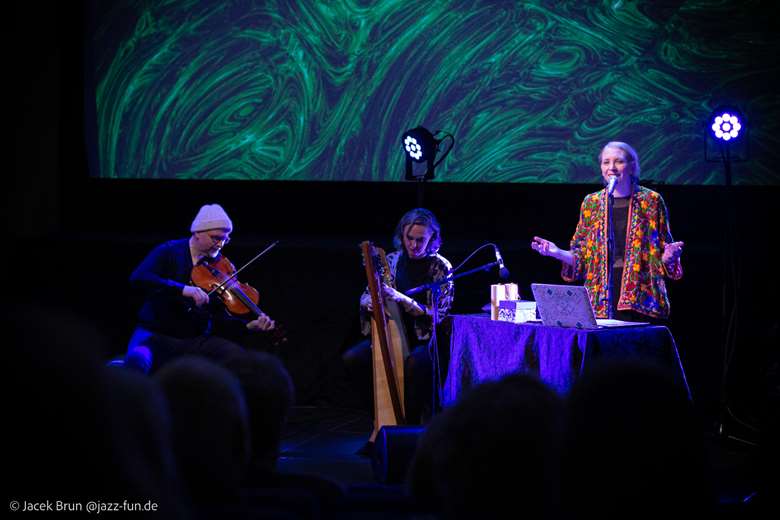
[439,314,690,407]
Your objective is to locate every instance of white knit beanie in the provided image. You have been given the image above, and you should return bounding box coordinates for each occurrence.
[190,204,233,232]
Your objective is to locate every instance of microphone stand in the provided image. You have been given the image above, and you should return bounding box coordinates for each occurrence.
[405,259,502,414]
[405,260,501,297]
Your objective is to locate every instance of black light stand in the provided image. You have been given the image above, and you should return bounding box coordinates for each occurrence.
[706,109,756,446]
[405,160,432,208]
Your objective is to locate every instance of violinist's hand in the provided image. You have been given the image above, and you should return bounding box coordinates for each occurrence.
[247,313,276,332]
[382,285,424,315]
[183,285,209,307]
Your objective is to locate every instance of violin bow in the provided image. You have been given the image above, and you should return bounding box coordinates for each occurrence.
[205,240,279,296]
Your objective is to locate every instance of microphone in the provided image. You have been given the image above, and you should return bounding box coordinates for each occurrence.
[606,174,618,196]
[493,245,510,280]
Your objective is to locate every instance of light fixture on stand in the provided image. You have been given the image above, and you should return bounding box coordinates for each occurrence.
[706,106,748,183]
[402,126,454,206]
[706,104,755,445]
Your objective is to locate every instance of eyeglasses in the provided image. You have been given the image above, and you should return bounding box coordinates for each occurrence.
[205,233,230,245]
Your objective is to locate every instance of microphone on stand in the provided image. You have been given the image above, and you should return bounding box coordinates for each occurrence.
[493,245,510,280]
[606,174,619,196]
[605,175,618,317]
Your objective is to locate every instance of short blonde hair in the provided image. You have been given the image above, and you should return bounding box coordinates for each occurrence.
[599,141,640,182]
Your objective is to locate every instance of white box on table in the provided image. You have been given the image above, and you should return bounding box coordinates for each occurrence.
[497,300,538,323]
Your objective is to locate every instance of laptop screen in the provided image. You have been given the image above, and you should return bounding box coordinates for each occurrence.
[530,284,598,329]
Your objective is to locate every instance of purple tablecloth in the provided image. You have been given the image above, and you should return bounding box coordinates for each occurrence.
[440,314,690,407]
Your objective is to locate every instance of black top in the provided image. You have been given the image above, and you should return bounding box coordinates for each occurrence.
[612,196,630,269]
[393,252,436,346]
[394,253,435,304]
[610,196,630,315]
[130,238,248,339]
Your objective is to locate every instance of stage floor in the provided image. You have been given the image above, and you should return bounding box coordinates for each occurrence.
[279,406,376,487]
[276,405,761,516]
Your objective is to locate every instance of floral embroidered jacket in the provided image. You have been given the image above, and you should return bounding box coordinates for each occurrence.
[561,185,682,319]
[360,251,454,341]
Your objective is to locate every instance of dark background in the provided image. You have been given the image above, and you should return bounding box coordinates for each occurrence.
[12,2,779,437]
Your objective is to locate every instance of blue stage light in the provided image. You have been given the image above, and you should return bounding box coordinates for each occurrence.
[710,110,743,142]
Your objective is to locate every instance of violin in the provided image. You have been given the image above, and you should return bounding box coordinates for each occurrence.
[191,255,287,346]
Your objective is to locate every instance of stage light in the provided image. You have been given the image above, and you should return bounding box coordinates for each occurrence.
[401,126,454,182]
[705,105,748,169]
[403,127,437,165]
[404,135,424,160]
[710,110,743,142]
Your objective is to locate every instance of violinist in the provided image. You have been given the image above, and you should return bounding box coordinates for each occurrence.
[124,204,276,373]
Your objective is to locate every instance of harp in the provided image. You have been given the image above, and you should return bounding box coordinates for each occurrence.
[360,242,408,441]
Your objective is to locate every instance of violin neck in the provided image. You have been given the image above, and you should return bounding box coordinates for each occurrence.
[232,286,265,317]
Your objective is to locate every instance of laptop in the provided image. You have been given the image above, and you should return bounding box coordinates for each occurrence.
[530,283,647,329]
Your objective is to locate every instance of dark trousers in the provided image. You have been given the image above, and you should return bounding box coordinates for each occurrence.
[126,326,245,373]
[342,338,435,425]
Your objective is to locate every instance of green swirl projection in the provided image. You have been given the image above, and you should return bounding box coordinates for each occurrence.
[90,0,779,184]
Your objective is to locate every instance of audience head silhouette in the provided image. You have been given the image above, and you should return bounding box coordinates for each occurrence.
[562,360,713,518]
[10,304,122,499]
[9,304,185,517]
[155,355,251,504]
[409,373,564,519]
[223,350,295,475]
